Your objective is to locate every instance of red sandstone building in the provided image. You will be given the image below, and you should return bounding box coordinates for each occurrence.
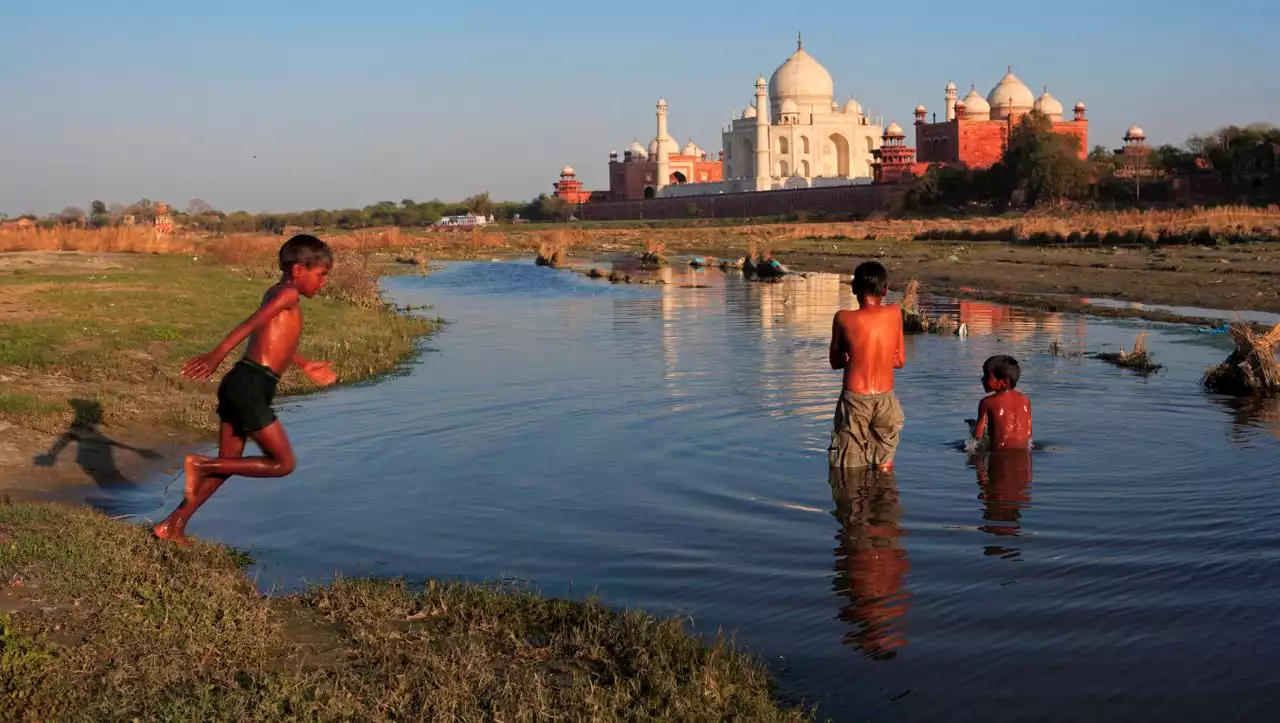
[551,166,594,205]
[913,71,1088,170]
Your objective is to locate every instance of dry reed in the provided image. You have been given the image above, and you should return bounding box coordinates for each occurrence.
[1095,330,1163,374]
[1202,321,1280,395]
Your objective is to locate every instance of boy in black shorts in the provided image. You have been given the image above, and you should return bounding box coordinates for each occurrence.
[154,235,337,545]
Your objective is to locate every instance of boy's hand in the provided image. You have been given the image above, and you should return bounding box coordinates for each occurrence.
[182,352,224,381]
[301,360,337,386]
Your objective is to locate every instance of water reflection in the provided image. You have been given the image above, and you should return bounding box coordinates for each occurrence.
[829,467,910,661]
[973,450,1034,558]
[1209,395,1280,446]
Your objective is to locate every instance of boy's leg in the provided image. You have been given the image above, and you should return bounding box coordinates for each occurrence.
[869,393,905,471]
[829,392,874,468]
[193,420,295,479]
[155,423,246,544]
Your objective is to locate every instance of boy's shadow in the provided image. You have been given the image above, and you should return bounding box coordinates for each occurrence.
[33,399,163,515]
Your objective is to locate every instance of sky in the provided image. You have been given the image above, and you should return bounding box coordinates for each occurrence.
[2,0,1278,215]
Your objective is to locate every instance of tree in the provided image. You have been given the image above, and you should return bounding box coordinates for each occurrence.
[989,111,1091,206]
[538,194,569,221]
[1087,145,1119,176]
[463,192,495,218]
[90,200,107,216]
[58,206,87,225]
[1149,144,1196,175]
[88,200,110,228]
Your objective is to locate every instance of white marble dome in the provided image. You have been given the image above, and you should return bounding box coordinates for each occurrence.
[561,165,575,175]
[987,69,1035,118]
[962,87,990,119]
[779,97,799,115]
[843,98,862,115]
[769,46,835,112]
[626,141,647,157]
[742,104,757,119]
[1126,124,1145,140]
[885,121,905,138]
[1034,88,1064,120]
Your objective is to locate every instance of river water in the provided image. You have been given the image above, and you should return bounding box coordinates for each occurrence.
[145,260,1280,721]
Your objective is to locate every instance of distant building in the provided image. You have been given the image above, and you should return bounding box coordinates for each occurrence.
[0,218,35,232]
[551,166,593,205]
[914,71,1089,169]
[1113,125,1155,179]
[872,122,928,184]
[432,214,493,229]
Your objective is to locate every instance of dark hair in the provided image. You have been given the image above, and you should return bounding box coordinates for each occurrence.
[278,234,333,272]
[851,261,889,297]
[983,355,1022,388]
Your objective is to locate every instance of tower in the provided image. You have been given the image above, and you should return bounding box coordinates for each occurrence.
[754,75,770,191]
[944,80,957,122]
[655,98,671,192]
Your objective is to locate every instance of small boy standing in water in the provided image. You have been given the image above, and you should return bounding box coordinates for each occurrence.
[154,235,338,545]
[828,261,906,471]
[971,355,1033,451]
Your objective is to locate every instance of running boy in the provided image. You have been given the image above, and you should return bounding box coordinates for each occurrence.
[154,234,338,545]
[828,261,906,470]
[971,355,1033,451]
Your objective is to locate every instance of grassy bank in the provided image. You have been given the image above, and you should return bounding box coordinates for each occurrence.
[0,502,809,720]
[0,252,434,437]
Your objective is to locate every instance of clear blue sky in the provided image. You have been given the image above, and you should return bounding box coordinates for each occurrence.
[2,0,1276,215]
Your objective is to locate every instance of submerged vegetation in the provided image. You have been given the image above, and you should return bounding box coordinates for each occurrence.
[0,503,809,721]
[1202,321,1280,396]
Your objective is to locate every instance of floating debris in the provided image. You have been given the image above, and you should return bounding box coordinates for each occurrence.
[1094,330,1164,374]
[1047,339,1086,358]
[1201,321,1280,396]
[534,241,567,268]
[900,279,930,333]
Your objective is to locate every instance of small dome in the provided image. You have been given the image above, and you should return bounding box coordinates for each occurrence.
[1126,124,1145,139]
[780,97,799,115]
[682,140,701,156]
[561,165,575,175]
[885,122,905,138]
[1074,101,1086,111]
[987,69,1035,118]
[962,87,990,119]
[843,98,862,115]
[831,99,840,111]
[648,139,659,155]
[1034,88,1064,119]
[626,141,647,157]
[915,104,927,114]
[756,75,768,87]
[742,104,757,119]
[945,80,957,92]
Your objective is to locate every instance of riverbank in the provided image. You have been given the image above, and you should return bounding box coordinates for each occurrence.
[0,502,809,720]
[0,251,434,498]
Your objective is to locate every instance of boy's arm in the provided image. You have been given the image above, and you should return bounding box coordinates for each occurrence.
[829,313,848,370]
[182,287,300,380]
[972,397,989,440]
[894,310,906,369]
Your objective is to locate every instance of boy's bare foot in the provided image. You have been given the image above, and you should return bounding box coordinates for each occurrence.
[153,520,191,547]
[183,455,201,501]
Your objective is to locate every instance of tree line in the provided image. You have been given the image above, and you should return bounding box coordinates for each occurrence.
[907,114,1279,210]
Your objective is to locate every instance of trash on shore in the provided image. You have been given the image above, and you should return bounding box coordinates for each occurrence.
[1094,330,1164,374]
[1201,321,1280,396]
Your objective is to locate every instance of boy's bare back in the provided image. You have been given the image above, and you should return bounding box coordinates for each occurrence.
[976,390,1032,450]
[830,305,906,395]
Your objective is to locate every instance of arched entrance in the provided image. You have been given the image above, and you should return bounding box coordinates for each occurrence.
[643,186,656,199]
[669,171,687,185]
[828,133,850,177]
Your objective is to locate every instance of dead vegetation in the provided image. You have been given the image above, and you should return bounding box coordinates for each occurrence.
[535,231,571,268]
[1202,321,1280,395]
[640,239,668,268]
[1094,330,1164,374]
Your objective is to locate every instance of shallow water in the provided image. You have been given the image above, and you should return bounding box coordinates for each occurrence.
[144,261,1280,721]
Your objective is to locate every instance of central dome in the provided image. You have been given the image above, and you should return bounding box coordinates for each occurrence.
[768,45,835,117]
[987,69,1034,119]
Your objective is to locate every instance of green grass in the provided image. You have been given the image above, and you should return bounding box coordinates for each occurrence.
[0,255,435,434]
[0,502,810,721]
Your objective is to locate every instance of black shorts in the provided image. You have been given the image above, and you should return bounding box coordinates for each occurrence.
[216,359,281,436]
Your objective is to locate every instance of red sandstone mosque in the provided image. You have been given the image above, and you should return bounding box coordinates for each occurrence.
[551,44,1093,209]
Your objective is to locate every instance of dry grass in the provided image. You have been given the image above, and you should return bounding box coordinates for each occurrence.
[1202,321,1280,395]
[0,226,199,254]
[0,503,811,721]
[912,205,1280,246]
[1095,330,1163,374]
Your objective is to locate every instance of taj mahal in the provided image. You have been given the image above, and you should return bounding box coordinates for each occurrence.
[550,35,1091,211]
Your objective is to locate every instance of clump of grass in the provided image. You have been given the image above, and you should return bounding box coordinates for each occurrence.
[0,503,811,721]
[1202,321,1280,396]
[1047,338,1085,358]
[640,239,668,268]
[900,279,929,333]
[1094,330,1164,374]
[535,231,570,268]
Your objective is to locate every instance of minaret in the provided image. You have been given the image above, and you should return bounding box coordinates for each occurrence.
[944,80,958,122]
[754,75,770,191]
[655,97,670,193]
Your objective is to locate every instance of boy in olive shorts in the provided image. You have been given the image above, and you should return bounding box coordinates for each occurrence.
[154,235,338,545]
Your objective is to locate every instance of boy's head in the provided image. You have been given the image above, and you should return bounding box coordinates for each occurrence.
[278,234,333,297]
[851,261,889,298]
[982,355,1021,392]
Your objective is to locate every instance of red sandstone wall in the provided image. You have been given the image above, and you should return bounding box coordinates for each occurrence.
[915,123,958,163]
[957,123,1007,169]
[1052,121,1089,159]
[580,185,905,221]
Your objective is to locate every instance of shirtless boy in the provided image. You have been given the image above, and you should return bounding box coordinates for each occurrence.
[971,355,1033,451]
[154,235,338,545]
[828,261,906,470]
